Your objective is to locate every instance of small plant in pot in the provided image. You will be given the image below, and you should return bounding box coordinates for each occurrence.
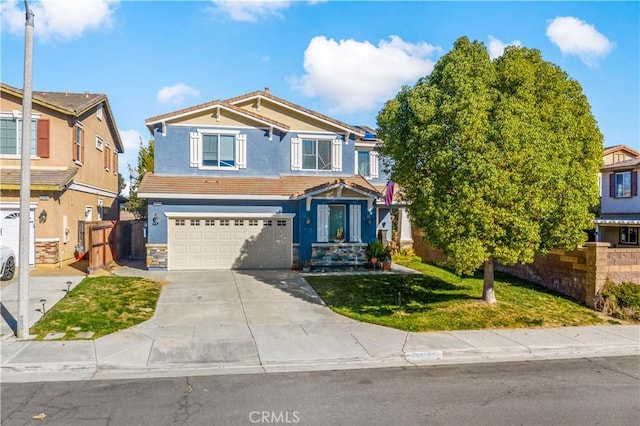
[366,240,386,268]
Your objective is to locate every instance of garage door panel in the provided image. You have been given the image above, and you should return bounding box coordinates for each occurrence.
[168,216,291,271]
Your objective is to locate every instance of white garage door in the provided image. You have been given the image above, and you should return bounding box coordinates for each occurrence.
[0,208,35,266]
[168,216,292,270]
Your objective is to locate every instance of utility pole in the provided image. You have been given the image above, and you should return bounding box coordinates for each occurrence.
[17,0,34,339]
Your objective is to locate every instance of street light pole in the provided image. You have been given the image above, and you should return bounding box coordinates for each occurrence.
[17,0,34,339]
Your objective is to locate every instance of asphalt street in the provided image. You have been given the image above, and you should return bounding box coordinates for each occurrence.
[2,356,639,426]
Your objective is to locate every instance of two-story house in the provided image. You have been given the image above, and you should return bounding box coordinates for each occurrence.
[0,83,124,267]
[138,88,397,270]
[595,157,640,246]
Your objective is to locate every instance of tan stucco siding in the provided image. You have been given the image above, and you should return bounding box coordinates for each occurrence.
[171,110,266,129]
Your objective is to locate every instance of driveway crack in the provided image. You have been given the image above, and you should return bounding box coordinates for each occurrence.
[232,272,263,366]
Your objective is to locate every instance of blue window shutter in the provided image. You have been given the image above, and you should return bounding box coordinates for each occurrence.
[349,204,361,242]
[632,171,638,197]
[317,204,329,242]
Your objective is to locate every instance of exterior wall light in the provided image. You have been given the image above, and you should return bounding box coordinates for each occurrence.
[38,209,47,223]
[306,215,312,225]
[152,213,160,226]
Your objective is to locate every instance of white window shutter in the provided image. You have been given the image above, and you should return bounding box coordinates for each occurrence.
[370,150,379,178]
[317,204,329,242]
[189,132,200,167]
[291,137,302,170]
[236,134,247,168]
[332,139,342,171]
[349,204,361,242]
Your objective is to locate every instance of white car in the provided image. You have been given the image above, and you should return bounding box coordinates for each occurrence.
[0,246,16,281]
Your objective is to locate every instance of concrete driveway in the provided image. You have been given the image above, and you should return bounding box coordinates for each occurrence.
[95,269,406,370]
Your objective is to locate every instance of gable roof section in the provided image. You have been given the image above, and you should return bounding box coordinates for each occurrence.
[601,157,640,172]
[138,174,381,200]
[1,82,124,153]
[0,167,78,191]
[144,99,290,132]
[603,144,640,158]
[226,89,365,137]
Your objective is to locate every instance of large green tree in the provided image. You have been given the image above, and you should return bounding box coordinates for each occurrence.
[377,37,602,304]
[127,138,154,219]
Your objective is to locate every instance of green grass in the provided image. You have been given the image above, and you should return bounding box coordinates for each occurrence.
[304,255,608,332]
[30,276,162,340]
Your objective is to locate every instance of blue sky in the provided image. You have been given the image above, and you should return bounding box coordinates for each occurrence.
[2,1,638,189]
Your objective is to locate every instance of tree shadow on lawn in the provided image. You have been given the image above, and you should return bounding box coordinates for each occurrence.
[309,274,477,317]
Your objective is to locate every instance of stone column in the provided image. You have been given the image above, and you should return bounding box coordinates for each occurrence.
[398,208,413,249]
[585,242,610,308]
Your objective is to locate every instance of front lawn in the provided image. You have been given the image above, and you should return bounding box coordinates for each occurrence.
[304,255,609,331]
[30,276,162,340]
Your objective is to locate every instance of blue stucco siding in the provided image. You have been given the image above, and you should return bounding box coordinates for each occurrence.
[147,199,298,244]
[154,125,285,177]
[296,198,378,263]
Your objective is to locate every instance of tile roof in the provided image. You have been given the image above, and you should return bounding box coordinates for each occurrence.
[138,174,382,199]
[0,167,78,190]
[1,82,105,116]
[601,157,640,171]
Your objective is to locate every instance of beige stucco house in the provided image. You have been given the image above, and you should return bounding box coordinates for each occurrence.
[0,83,124,267]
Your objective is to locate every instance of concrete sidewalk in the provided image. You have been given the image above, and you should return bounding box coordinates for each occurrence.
[1,263,639,383]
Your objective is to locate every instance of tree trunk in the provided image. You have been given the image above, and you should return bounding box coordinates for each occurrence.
[482,257,497,305]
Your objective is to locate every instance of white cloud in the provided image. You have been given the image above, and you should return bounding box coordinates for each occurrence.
[290,35,440,114]
[209,0,292,22]
[156,83,200,105]
[546,16,613,66]
[487,35,521,60]
[1,0,119,41]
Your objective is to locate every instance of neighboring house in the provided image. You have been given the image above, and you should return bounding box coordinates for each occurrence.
[598,144,640,196]
[0,83,124,267]
[595,157,640,246]
[139,88,403,270]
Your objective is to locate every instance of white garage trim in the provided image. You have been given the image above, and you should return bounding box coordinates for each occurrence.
[165,212,295,219]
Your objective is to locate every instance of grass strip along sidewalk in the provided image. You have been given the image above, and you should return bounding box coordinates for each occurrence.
[30,276,162,340]
[305,255,613,332]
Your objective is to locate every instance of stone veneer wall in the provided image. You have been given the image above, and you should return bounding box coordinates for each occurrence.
[311,243,367,267]
[146,244,168,269]
[35,239,60,264]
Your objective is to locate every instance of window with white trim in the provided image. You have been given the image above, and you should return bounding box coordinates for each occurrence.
[291,136,342,171]
[0,117,37,156]
[189,131,246,170]
[96,136,104,151]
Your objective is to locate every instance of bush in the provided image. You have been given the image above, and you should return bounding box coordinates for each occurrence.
[595,280,640,322]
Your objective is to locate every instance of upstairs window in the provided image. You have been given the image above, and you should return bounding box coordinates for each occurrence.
[189,131,246,169]
[610,171,637,198]
[73,124,85,163]
[302,139,332,170]
[0,117,37,156]
[203,134,235,167]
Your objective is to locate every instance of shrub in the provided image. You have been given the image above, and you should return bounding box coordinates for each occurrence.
[595,280,640,322]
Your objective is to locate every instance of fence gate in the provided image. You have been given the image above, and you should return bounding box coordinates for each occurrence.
[88,222,116,273]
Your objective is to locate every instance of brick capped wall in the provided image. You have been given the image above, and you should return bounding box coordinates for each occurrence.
[35,239,60,264]
[413,232,640,308]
